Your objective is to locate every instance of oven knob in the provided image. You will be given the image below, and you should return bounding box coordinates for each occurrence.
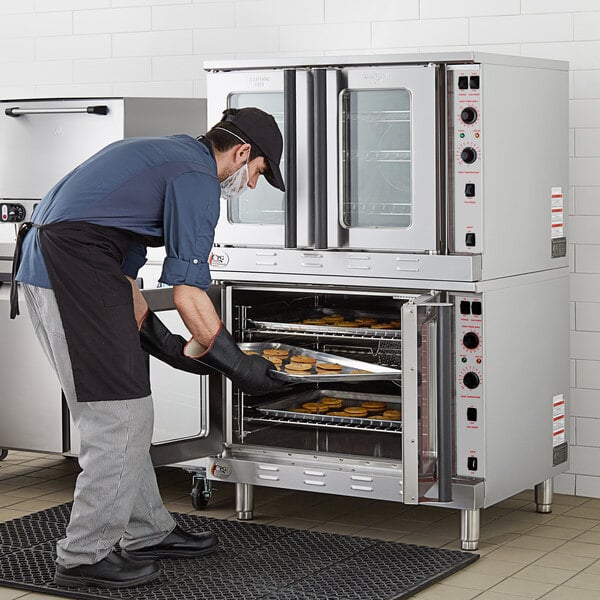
[463,332,480,350]
[460,107,478,125]
[463,371,480,389]
[460,147,478,164]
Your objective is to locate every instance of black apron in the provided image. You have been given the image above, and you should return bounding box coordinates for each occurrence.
[11,221,161,402]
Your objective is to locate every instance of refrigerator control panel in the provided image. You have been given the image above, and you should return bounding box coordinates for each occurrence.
[455,293,484,478]
[449,65,482,256]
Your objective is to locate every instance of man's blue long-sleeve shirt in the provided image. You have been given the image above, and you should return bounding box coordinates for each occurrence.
[16,134,220,291]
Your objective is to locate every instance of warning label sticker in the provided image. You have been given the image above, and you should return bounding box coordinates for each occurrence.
[551,187,564,239]
[553,393,565,448]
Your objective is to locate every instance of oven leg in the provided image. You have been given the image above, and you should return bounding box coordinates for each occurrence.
[535,478,553,514]
[235,483,254,520]
[460,508,480,551]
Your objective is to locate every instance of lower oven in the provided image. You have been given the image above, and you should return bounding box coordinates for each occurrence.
[152,270,569,551]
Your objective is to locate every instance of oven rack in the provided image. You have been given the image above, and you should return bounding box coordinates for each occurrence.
[246,323,402,341]
[245,415,402,434]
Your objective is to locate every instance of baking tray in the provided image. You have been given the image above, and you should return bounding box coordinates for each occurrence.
[255,389,402,430]
[239,342,402,382]
[248,307,402,339]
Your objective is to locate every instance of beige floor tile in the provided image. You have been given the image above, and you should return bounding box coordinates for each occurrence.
[0,499,58,513]
[533,551,596,571]
[562,571,600,591]
[541,587,600,599]
[553,493,589,507]
[484,546,546,565]
[488,577,555,597]
[265,517,322,530]
[442,570,506,590]
[353,527,406,541]
[504,535,566,552]
[581,557,600,574]
[472,593,537,600]
[413,583,481,599]
[524,524,582,540]
[574,530,600,545]
[563,506,600,520]
[394,532,456,547]
[309,522,364,535]
[545,515,599,530]
[513,564,574,585]
[555,540,600,559]
[464,557,523,577]
[0,587,30,599]
[0,508,32,522]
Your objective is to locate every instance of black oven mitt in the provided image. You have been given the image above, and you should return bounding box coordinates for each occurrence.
[184,324,287,396]
[139,310,213,375]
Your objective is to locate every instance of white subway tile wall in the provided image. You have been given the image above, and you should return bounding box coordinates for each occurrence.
[0,0,599,498]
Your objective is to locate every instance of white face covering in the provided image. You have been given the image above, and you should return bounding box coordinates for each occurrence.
[215,126,251,201]
[219,161,249,201]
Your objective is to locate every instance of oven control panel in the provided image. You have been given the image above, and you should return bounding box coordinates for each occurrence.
[449,64,482,255]
[455,293,484,478]
[1,203,26,223]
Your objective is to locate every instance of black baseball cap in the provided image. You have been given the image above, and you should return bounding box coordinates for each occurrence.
[223,107,285,192]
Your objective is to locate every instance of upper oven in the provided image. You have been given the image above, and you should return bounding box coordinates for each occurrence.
[206,64,440,254]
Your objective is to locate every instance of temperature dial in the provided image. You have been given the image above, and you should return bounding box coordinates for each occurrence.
[463,371,480,389]
[460,147,478,164]
[460,107,478,125]
[463,332,480,350]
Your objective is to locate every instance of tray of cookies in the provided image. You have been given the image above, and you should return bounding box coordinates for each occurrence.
[256,389,402,430]
[239,342,401,382]
[248,308,401,338]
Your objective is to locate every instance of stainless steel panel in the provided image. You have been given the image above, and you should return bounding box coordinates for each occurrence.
[0,285,63,453]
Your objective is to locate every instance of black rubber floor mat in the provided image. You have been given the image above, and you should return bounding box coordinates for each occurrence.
[0,502,478,600]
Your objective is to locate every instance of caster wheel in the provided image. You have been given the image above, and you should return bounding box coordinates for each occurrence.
[0,449,8,461]
[191,477,212,510]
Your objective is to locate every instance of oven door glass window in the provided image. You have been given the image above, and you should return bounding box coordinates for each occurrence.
[340,88,411,229]
[228,92,284,225]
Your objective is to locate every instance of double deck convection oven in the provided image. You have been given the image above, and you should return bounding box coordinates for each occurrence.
[146,52,570,551]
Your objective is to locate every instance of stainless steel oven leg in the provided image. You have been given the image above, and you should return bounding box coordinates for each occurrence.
[235,483,254,520]
[460,508,480,551]
[535,478,553,513]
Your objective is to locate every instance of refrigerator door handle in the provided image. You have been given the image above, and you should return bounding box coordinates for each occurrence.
[313,68,328,249]
[5,105,109,117]
[284,69,297,248]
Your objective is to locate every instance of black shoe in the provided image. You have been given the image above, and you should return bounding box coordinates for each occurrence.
[54,551,159,589]
[121,525,219,560]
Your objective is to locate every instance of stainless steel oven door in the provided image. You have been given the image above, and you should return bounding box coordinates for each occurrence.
[207,69,313,248]
[402,293,453,504]
[324,65,440,252]
[142,286,225,467]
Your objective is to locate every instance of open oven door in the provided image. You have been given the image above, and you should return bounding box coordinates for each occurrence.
[143,285,225,467]
[402,293,454,505]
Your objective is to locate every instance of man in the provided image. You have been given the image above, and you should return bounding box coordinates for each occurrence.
[10,107,286,588]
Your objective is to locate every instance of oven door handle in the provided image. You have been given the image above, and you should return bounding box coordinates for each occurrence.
[436,305,453,503]
[284,69,297,248]
[5,105,109,117]
[313,68,328,249]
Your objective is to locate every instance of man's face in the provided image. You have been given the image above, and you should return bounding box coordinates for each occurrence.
[219,143,268,191]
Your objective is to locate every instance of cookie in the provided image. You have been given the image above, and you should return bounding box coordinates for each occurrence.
[382,409,401,420]
[302,402,330,413]
[290,355,317,365]
[263,348,289,357]
[361,401,388,412]
[343,406,369,417]
[321,396,343,408]
[315,362,343,371]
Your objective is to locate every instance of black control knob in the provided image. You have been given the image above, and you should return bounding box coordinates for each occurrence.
[460,107,478,124]
[463,372,480,389]
[463,332,480,350]
[460,147,478,164]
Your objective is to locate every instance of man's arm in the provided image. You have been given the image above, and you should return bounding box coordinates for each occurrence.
[173,284,221,350]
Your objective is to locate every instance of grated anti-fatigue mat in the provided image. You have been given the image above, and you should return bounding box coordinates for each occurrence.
[0,502,478,600]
